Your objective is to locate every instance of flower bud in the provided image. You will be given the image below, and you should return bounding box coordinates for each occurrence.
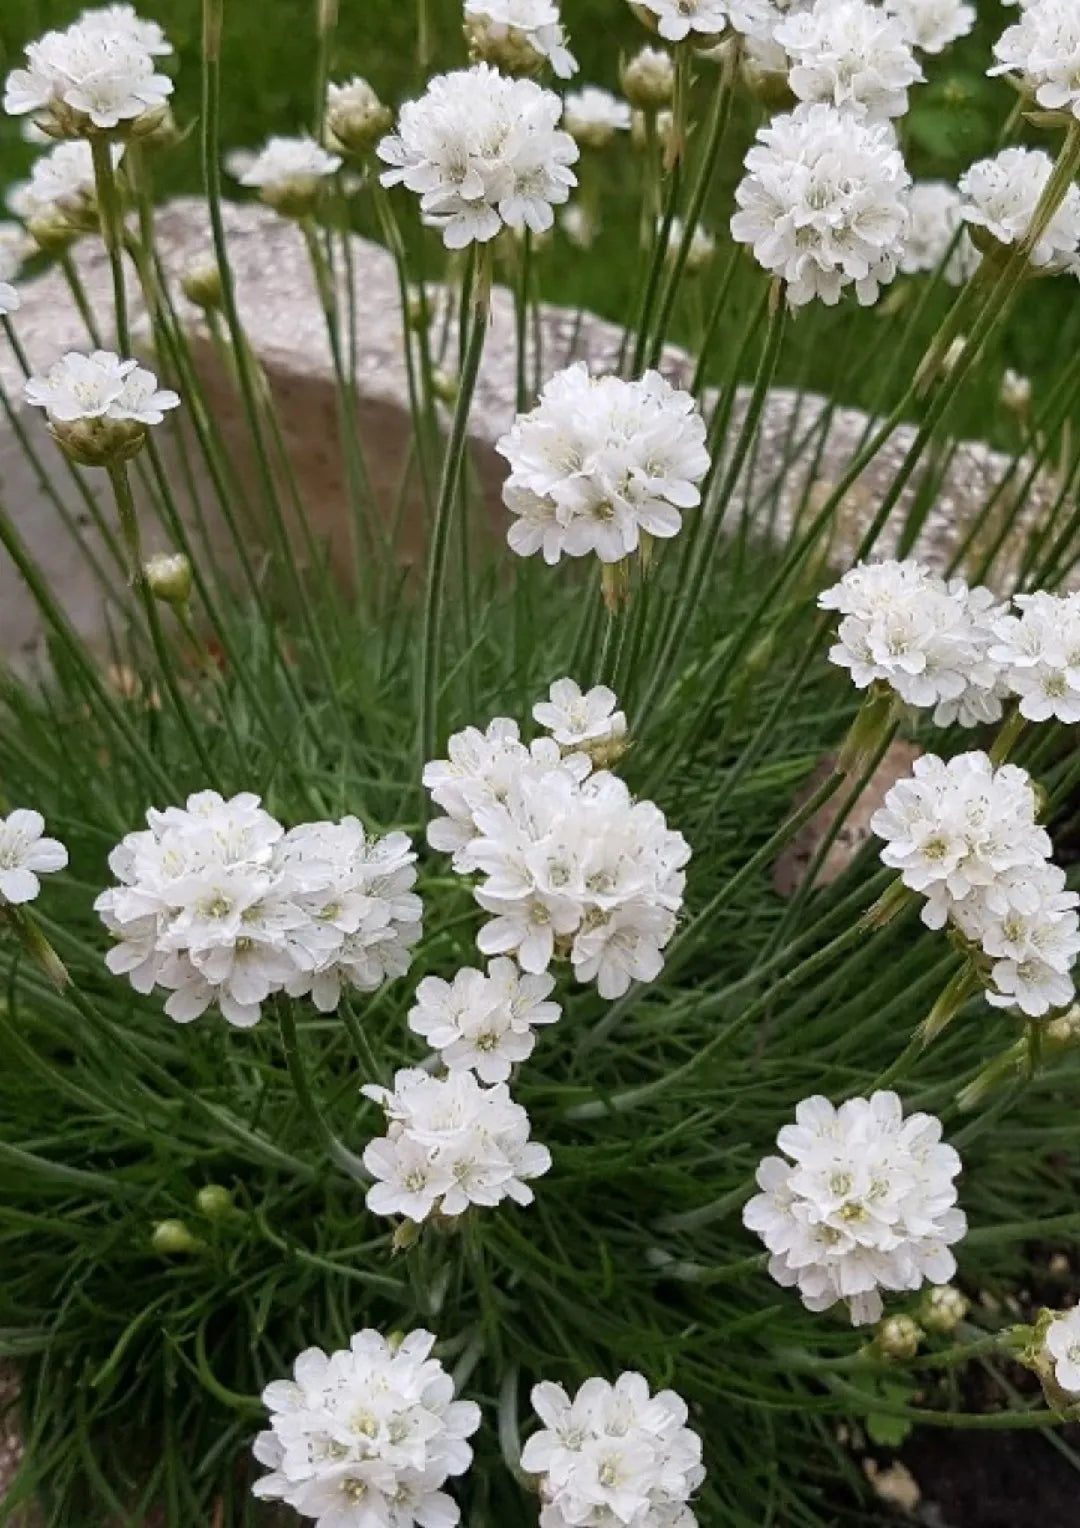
[406,286,433,331]
[325,77,393,157]
[144,552,193,607]
[151,1218,206,1256]
[920,1284,969,1336]
[740,41,796,109]
[392,1219,422,1253]
[181,254,224,311]
[1000,368,1031,417]
[465,15,547,76]
[620,45,675,109]
[50,416,148,469]
[26,209,81,254]
[875,1313,922,1361]
[135,106,182,151]
[430,368,459,405]
[195,1183,236,1218]
[561,205,596,251]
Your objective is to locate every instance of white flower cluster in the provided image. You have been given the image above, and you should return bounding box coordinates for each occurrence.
[236,137,342,212]
[776,0,923,120]
[563,87,632,149]
[362,1067,552,1221]
[521,1373,705,1528]
[744,1091,966,1326]
[991,0,1080,124]
[901,183,980,285]
[0,810,68,906]
[95,792,421,1028]
[632,0,733,42]
[820,559,1007,727]
[424,695,689,1000]
[872,752,1080,1017]
[3,7,173,135]
[8,140,115,227]
[533,677,627,756]
[885,0,975,55]
[25,349,180,427]
[252,1329,481,1528]
[496,362,710,566]
[731,103,911,307]
[959,148,1080,277]
[464,0,578,79]
[407,958,561,1083]
[377,64,578,249]
[989,591,1080,725]
[1045,1307,1080,1398]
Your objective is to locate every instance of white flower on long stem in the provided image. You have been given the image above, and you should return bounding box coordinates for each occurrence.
[744,1091,967,1326]
[252,1329,481,1528]
[731,102,911,307]
[3,18,174,134]
[235,137,341,216]
[990,590,1080,724]
[885,0,974,55]
[521,1373,705,1528]
[1045,1308,1080,1397]
[0,810,68,905]
[378,64,578,249]
[497,362,710,566]
[362,1067,551,1220]
[7,140,118,229]
[464,0,578,79]
[990,0,1080,124]
[25,350,179,425]
[776,0,923,119]
[901,183,981,285]
[407,957,560,1082]
[563,86,631,149]
[959,147,1080,277]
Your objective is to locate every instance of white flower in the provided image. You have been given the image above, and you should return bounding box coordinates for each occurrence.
[776,0,923,120]
[252,1328,481,1528]
[76,4,173,56]
[990,0,1080,124]
[900,183,981,285]
[7,140,117,226]
[744,1091,967,1326]
[819,559,1008,725]
[990,590,1080,724]
[378,64,578,250]
[521,1373,705,1528]
[407,957,561,1082]
[1045,1308,1080,1397]
[236,137,342,214]
[731,103,911,307]
[959,148,1080,276]
[497,362,710,566]
[362,1067,552,1220]
[633,0,733,44]
[96,794,420,1028]
[464,0,578,79]
[3,18,174,134]
[563,87,631,149]
[533,678,627,754]
[0,284,19,317]
[884,0,974,54]
[0,810,68,905]
[424,699,689,1000]
[25,350,180,426]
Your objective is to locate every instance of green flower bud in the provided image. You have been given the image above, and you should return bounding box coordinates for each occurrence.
[195,1184,235,1218]
[151,1219,206,1256]
[144,552,193,607]
[875,1313,923,1361]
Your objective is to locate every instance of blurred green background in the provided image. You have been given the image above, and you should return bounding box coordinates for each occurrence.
[0,0,1076,440]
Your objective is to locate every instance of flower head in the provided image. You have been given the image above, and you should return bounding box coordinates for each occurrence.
[885,0,974,54]
[990,0,1080,124]
[252,1329,481,1528]
[776,0,923,119]
[632,0,734,44]
[0,810,68,905]
[497,362,709,566]
[990,590,1080,724]
[1045,1308,1080,1397]
[521,1372,705,1528]
[25,350,180,465]
[7,140,119,249]
[236,136,341,217]
[533,678,628,758]
[77,4,172,56]
[620,45,675,109]
[363,1067,551,1220]
[4,17,174,136]
[464,0,578,79]
[744,1091,967,1326]
[407,958,561,1083]
[378,64,578,249]
[732,102,911,307]
[324,77,392,156]
[563,86,632,149]
[959,147,1080,276]
[901,182,980,285]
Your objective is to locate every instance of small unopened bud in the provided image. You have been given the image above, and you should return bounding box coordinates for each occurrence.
[151,1218,206,1256]
[620,45,675,109]
[50,416,148,469]
[2,907,69,990]
[181,254,223,311]
[26,209,81,253]
[464,14,547,76]
[920,1284,969,1336]
[1000,368,1031,417]
[135,106,182,150]
[860,877,913,932]
[875,1313,922,1362]
[392,1219,422,1253]
[942,335,968,377]
[325,77,392,157]
[144,552,193,607]
[1046,1004,1080,1047]
[430,368,459,405]
[195,1183,236,1218]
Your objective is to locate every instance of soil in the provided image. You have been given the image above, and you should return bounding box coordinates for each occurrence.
[902,1425,1080,1527]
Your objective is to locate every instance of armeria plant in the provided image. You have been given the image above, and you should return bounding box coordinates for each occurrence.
[3,0,1080,1524]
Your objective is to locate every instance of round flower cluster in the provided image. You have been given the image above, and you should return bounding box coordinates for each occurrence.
[0,810,68,906]
[236,137,342,217]
[872,752,1080,1017]
[7,140,116,246]
[3,9,173,136]
[731,103,911,307]
[819,559,1007,727]
[959,148,1080,277]
[463,0,578,79]
[743,1091,966,1326]
[521,1373,705,1528]
[362,1067,552,1221]
[991,0,1080,124]
[408,959,560,1083]
[989,591,1080,725]
[885,0,975,55]
[95,791,421,1028]
[424,702,689,1000]
[1045,1307,1080,1399]
[775,0,923,120]
[252,1328,481,1528]
[562,86,632,149]
[377,64,578,249]
[24,350,180,465]
[901,183,980,285]
[496,362,710,566]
